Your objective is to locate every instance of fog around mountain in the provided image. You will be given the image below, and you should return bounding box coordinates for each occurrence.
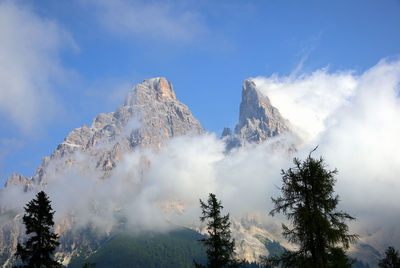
[1,60,400,266]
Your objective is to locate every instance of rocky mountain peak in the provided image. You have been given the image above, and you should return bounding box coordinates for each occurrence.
[4,173,32,192]
[236,79,278,131]
[234,78,290,143]
[222,79,291,148]
[124,77,176,106]
[4,77,203,191]
[155,77,176,100]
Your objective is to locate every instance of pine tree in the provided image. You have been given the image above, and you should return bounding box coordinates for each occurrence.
[379,246,400,268]
[14,191,61,268]
[267,150,358,267]
[194,193,243,268]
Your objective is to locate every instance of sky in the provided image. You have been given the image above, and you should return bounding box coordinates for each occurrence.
[1,1,400,257]
[1,0,400,186]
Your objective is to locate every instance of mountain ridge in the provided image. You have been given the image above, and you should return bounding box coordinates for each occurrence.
[4,77,204,192]
[222,78,292,150]
[0,77,344,267]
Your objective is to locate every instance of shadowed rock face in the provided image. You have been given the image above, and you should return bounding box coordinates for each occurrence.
[4,77,204,191]
[235,79,289,142]
[0,77,204,267]
[4,174,32,192]
[223,79,291,149]
[0,77,376,267]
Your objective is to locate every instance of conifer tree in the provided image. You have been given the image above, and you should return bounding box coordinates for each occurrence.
[14,191,61,268]
[194,193,243,268]
[267,150,358,267]
[379,246,400,268]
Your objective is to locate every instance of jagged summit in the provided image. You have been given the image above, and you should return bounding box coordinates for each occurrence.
[223,78,290,148]
[4,78,204,190]
[125,77,176,106]
[236,79,289,142]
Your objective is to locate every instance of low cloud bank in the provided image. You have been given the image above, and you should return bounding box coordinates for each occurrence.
[2,59,400,251]
[255,59,400,249]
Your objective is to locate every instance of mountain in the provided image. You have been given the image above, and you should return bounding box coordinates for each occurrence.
[0,77,375,267]
[0,77,289,267]
[4,77,292,193]
[222,79,291,149]
[4,77,204,192]
[1,77,206,267]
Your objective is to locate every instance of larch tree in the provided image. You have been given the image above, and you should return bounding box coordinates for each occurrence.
[379,246,400,268]
[267,150,358,268]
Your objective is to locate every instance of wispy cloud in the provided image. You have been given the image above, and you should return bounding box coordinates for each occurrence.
[80,0,206,42]
[2,59,400,254]
[255,59,400,249]
[253,68,358,143]
[0,1,76,134]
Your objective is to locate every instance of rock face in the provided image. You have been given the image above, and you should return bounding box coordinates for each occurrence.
[4,77,204,191]
[235,79,289,141]
[0,77,204,267]
[4,174,32,192]
[0,77,375,267]
[0,77,300,268]
[223,79,291,149]
[0,77,290,267]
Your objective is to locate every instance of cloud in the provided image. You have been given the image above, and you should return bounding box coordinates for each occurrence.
[255,58,400,249]
[253,68,358,143]
[81,0,206,42]
[319,60,400,220]
[0,1,75,134]
[2,59,400,255]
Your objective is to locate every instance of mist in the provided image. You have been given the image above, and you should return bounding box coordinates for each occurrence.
[1,59,400,252]
[255,58,400,249]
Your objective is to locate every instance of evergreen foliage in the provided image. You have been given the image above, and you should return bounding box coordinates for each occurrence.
[68,228,207,268]
[379,246,400,268]
[266,150,358,267]
[194,193,243,268]
[262,239,286,258]
[13,191,61,268]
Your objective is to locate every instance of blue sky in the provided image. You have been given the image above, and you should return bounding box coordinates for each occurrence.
[1,0,400,185]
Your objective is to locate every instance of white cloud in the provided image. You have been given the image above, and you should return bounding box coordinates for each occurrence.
[0,1,75,134]
[319,59,400,215]
[255,59,400,249]
[253,68,358,143]
[81,0,206,42]
[2,58,400,254]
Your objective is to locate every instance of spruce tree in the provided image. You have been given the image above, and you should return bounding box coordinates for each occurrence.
[267,150,358,267]
[14,191,61,268]
[379,246,400,268]
[194,193,243,268]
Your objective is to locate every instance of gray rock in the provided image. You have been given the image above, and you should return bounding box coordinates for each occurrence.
[4,174,32,192]
[223,79,291,150]
[235,79,290,143]
[221,127,232,137]
[4,77,204,190]
[1,77,205,267]
[1,77,294,267]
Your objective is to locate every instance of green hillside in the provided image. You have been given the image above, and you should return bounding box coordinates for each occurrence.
[68,228,207,268]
